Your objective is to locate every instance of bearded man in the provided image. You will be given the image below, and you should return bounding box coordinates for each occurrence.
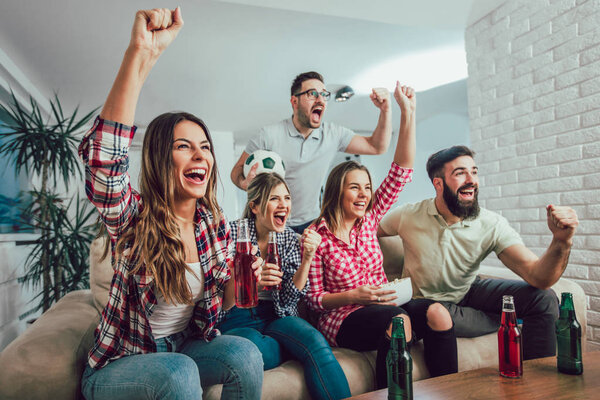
[378,145,579,367]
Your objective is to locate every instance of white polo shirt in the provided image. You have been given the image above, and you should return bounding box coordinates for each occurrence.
[246,118,354,226]
[379,198,524,303]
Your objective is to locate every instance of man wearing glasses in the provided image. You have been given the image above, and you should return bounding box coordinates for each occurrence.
[231,71,392,233]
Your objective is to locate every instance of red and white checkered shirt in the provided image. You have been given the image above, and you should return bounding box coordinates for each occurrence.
[305,163,412,345]
[79,117,231,370]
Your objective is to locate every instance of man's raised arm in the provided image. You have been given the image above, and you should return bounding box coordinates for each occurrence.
[344,87,393,155]
[498,204,578,290]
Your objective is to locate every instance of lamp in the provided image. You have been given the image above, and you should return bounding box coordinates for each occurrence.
[335,85,354,102]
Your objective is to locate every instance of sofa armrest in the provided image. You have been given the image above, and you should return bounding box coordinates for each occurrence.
[0,290,99,400]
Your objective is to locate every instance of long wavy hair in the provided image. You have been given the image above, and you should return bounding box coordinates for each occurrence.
[115,112,220,305]
[315,161,373,235]
[242,173,289,220]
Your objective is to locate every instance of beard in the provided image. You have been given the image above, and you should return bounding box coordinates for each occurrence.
[296,105,323,130]
[442,180,480,220]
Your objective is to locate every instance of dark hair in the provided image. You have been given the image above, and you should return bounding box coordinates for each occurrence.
[243,173,290,220]
[426,145,475,181]
[291,71,324,96]
[316,161,372,235]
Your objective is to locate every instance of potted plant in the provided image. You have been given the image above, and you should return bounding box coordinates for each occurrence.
[0,91,98,313]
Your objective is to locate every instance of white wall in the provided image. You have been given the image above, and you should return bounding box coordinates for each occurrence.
[466,0,600,350]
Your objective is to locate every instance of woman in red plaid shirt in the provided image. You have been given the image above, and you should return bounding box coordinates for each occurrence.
[79,7,263,400]
[307,83,458,388]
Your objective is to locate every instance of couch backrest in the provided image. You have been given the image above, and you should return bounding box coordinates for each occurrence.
[89,237,112,313]
[89,235,406,314]
[379,235,405,280]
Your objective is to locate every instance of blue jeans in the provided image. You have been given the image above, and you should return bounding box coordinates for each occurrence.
[81,329,263,400]
[218,301,351,400]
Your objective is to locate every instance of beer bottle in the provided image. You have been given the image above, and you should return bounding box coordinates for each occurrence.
[264,231,282,291]
[556,292,583,375]
[386,316,413,400]
[498,295,523,378]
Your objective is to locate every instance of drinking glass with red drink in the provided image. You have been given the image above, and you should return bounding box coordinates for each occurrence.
[234,219,258,308]
[264,231,282,291]
[498,295,523,378]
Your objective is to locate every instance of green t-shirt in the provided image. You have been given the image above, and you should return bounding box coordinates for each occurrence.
[379,198,524,303]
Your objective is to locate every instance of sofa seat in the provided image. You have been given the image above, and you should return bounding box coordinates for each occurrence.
[0,236,588,399]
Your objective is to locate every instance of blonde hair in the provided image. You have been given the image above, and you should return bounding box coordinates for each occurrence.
[114,112,221,305]
[243,173,289,220]
[316,161,373,235]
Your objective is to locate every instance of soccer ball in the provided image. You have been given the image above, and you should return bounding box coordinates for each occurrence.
[243,150,286,178]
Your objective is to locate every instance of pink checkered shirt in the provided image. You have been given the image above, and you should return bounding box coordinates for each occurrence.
[306,163,412,345]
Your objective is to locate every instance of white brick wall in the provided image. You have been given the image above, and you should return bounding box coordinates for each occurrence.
[466,0,600,350]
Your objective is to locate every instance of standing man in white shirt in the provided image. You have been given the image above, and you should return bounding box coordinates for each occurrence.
[231,71,394,233]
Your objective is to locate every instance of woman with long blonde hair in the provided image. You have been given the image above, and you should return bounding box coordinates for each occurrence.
[79,7,262,400]
[217,172,351,399]
[307,83,458,387]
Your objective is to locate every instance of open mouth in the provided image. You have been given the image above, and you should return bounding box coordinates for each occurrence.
[353,201,366,210]
[311,106,323,123]
[458,186,476,201]
[183,168,208,184]
[273,211,287,227]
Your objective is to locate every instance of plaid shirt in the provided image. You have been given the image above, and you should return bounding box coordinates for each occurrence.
[305,163,412,345]
[79,117,231,370]
[220,219,306,318]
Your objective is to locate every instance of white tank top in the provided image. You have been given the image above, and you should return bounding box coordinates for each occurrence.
[149,262,204,339]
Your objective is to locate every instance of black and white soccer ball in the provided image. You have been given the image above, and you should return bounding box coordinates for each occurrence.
[243,150,286,178]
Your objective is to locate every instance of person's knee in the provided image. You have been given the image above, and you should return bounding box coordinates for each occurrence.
[538,288,559,315]
[223,336,264,374]
[426,303,453,331]
[157,355,202,398]
[387,314,412,342]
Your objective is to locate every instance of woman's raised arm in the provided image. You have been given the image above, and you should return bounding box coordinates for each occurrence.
[392,82,416,168]
[100,7,183,124]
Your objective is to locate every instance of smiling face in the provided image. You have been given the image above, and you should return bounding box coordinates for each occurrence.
[251,183,291,233]
[171,120,214,202]
[436,155,480,219]
[292,78,327,130]
[341,169,372,223]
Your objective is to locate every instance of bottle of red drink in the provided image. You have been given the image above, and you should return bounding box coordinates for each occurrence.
[498,295,523,378]
[234,219,258,308]
[264,231,282,291]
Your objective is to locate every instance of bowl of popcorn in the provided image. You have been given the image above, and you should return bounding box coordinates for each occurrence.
[380,277,412,306]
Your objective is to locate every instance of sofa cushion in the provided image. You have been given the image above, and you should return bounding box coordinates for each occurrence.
[89,236,112,313]
[0,291,99,400]
[379,235,404,281]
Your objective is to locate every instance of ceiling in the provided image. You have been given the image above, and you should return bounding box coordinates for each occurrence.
[0,0,496,142]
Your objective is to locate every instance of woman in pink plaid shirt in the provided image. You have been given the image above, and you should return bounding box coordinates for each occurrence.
[306,83,456,388]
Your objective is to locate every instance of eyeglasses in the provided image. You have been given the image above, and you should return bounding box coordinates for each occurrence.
[294,89,331,101]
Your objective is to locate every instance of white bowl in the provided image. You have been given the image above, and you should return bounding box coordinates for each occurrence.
[380,277,412,306]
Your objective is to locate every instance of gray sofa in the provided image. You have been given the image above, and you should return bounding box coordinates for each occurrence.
[0,236,587,399]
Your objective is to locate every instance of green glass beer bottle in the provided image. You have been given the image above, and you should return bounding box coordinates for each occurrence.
[386,316,413,400]
[556,292,583,375]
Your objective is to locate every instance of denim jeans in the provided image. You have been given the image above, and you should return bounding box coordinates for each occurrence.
[218,301,351,400]
[81,328,263,400]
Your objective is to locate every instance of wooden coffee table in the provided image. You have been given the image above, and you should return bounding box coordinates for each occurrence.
[349,352,599,399]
